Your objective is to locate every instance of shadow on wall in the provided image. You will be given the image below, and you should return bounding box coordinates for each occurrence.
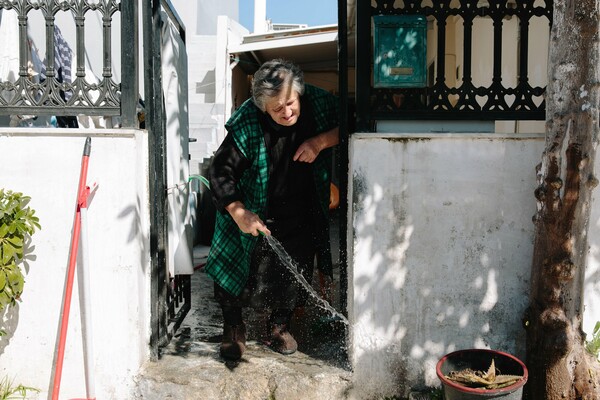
[349,138,537,397]
[118,196,150,276]
[0,238,37,357]
[0,305,20,357]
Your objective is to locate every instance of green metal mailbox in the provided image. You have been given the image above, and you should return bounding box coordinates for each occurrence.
[373,15,427,88]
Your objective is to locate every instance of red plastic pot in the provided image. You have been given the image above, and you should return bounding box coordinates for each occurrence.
[436,349,528,400]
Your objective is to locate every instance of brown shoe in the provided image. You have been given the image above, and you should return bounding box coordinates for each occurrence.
[220,323,246,360]
[270,323,297,355]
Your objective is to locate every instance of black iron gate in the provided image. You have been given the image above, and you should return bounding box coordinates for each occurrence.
[142,0,190,357]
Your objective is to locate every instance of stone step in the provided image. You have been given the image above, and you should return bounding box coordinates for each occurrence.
[135,261,353,399]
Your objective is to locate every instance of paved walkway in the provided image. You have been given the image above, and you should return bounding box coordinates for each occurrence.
[135,245,354,400]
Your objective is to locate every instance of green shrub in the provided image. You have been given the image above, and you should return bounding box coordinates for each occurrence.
[0,191,41,400]
[0,189,41,314]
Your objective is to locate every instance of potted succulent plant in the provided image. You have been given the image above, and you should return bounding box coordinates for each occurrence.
[436,348,528,400]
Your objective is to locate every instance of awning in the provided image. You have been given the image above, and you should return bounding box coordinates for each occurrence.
[230,24,344,74]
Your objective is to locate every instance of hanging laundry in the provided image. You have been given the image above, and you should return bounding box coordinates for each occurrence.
[40,24,74,101]
[37,24,78,127]
[53,25,73,97]
[28,36,45,86]
[0,8,49,127]
[0,8,20,83]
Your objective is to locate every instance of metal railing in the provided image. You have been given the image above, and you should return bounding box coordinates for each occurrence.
[167,274,191,335]
[0,0,138,127]
[355,0,553,130]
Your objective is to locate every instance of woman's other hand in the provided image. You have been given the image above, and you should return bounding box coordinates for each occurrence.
[225,201,271,236]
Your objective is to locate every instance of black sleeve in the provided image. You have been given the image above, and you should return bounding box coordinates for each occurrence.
[208,133,251,213]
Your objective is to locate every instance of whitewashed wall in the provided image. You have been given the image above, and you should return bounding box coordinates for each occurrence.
[0,129,151,399]
[346,132,600,397]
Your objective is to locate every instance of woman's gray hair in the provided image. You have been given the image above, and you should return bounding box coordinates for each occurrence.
[252,59,305,112]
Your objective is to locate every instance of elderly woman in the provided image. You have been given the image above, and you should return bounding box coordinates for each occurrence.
[205,59,339,361]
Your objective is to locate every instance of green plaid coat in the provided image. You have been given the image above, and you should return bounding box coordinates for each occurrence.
[205,84,339,296]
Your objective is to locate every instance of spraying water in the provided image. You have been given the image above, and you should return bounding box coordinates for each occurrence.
[264,234,349,326]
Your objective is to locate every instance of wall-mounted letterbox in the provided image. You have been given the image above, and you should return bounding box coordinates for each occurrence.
[373,15,427,88]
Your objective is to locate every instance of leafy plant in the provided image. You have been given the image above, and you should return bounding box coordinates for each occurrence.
[0,376,39,400]
[586,321,600,358]
[0,189,41,312]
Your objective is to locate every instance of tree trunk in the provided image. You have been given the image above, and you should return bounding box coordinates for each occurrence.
[525,1,600,399]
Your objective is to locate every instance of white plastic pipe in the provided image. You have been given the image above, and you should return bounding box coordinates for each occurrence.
[79,205,96,399]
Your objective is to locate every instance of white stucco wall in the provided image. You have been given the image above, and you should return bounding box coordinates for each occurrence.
[0,129,151,399]
[348,133,544,397]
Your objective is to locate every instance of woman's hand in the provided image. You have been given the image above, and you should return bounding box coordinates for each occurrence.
[225,201,271,236]
[293,138,321,163]
[294,126,339,163]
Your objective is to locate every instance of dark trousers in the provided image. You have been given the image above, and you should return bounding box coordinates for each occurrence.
[215,214,316,325]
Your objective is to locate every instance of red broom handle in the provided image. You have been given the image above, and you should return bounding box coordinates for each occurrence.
[52,138,92,400]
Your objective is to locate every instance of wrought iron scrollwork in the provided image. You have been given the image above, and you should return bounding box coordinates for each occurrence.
[367,0,552,121]
[0,0,122,117]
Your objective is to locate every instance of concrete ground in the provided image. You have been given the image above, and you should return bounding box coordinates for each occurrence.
[135,244,355,400]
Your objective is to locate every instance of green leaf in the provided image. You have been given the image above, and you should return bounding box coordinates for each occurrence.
[1,244,14,264]
[0,224,8,238]
[0,272,5,291]
[6,266,22,283]
[0,291,11,309]
[7,267,24,294]
[11,276,23,295]
[586,321,600,357]
[593,321,600,336]
[13,221,25,233]
[6,236,22,247]
[19,195,31,207]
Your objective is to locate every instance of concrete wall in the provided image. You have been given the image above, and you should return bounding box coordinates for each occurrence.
[196,0,238,35]
[0,129,151,399]
[347,132,600,397]
[184,15,250,180]
[184,34,221,176]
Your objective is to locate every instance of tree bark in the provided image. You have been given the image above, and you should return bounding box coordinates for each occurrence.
[525,1,600,399]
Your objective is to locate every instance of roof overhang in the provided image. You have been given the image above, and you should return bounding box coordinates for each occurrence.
[230,24,344,74]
